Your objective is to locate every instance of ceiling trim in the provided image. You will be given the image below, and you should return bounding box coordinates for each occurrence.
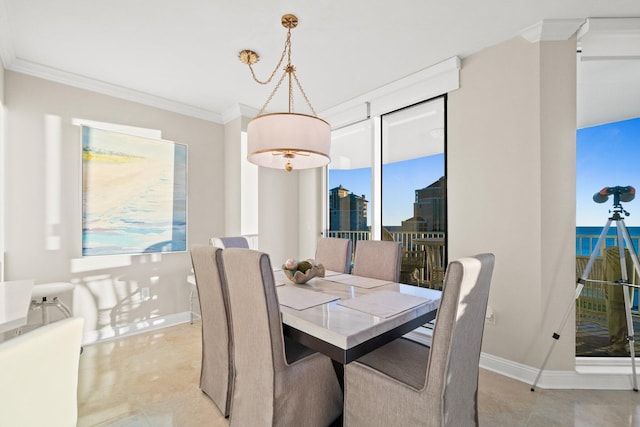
[5,57,223,123]
[578,18,640,60]
[519,19,585,43]
[222,103,259,124]
[320,57,460,129]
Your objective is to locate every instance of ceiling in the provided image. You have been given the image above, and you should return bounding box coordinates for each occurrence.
[0,1,639,128]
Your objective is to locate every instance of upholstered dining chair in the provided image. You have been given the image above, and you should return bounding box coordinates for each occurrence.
[0,316,84,427]
[209,236,250,249]
[188,236,249,324]
[351,240,402,282]
[221,248,343,427]
[190,245,233,417]
[315,237,353,273]
[344,253,495,427]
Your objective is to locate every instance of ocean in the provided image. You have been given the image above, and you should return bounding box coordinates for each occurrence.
[576,226,640,256]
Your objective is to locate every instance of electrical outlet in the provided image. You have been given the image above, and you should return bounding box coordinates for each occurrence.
[141,287,150,300]
[485,306,495,324]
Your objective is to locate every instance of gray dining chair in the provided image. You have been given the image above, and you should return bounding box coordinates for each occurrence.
[209,236,250,249]
[351,240,402,282]
[315,237,353,273]
[344,253,495,427]
[190,245,233,417]
[221,248,343,427]
[0,317,84,427]
[188,236,250,324]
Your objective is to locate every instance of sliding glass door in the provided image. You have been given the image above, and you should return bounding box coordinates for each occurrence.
[327,96,447,287]
[381,97,447,288]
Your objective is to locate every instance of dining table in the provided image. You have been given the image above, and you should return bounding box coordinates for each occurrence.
[274,269,441,364]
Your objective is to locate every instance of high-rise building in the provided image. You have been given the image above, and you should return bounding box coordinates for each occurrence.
[329,185,368,231]
[403,176,446,232]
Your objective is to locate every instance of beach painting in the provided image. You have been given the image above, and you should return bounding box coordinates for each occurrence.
[82,126,187,256]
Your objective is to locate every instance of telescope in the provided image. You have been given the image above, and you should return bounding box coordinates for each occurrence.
[593,185,635,204]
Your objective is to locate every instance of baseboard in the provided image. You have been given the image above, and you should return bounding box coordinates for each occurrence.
[407,325,640,390]
[81,311,192,346]
[480,352,640,390]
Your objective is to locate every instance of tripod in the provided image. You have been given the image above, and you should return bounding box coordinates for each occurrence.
[531,189,640,392]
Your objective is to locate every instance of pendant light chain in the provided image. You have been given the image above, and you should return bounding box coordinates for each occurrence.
[243,20,318,117]
[292,72,318,117]
[258,69,287,116]
[247,30,291,86]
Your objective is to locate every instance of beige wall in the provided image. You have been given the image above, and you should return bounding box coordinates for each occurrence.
[258,167,300,265]
[4,71,224,338]
[448,36,576,370]
[224,116,242,236]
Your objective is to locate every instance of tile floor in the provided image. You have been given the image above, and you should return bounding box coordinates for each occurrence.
[78,322,640,426]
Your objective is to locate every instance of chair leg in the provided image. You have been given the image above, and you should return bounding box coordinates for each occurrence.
[31,297,72,327]
[53,297,72,317]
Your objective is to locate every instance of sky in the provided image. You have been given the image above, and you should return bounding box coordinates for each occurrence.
[329,154,444,226]
[328,117,640,229]
[577,118,640,226]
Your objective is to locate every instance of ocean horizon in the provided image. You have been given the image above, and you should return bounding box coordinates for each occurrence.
[576,226,640,256]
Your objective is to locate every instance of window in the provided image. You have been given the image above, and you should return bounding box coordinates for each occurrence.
[327,120,372,247]
[327,96,447,287]
[576,118,640,357]
[381,97,447,287]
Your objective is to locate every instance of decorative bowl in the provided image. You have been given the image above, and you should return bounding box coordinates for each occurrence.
[282,264,326,284]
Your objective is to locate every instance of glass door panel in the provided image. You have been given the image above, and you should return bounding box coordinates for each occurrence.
[381,97,446,288]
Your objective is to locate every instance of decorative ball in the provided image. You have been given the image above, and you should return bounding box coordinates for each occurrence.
[284,258,298,270]
[306,258,316,266]
[297,260,313,273]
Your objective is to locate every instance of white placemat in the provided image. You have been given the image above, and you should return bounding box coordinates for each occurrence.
[323,269,344,277]
[277,286,340,310]
[337,290,430,318]
[327,274,393,289]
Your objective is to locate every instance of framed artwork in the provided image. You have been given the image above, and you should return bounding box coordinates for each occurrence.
[82,126,187,256]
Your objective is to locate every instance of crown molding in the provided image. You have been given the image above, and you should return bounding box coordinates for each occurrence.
[5,57,223,123]
[578,18,640,60]
[222,103,259,124]
[519,19,585,43]
[319,56,460,129]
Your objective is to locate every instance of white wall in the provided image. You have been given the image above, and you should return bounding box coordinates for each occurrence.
[0,61,4,280]
[4,71,225,340]
[448,36,576,370]
[298,167,324,260]
[257,167,300,266]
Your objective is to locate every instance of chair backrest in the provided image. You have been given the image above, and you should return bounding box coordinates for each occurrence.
[221,248,287,424]
[190,245,233,416]
[210,236,250,249]
[424,253,495,426]
[352,240,402,282]
[315,237,352,273]
[0,317,84,427]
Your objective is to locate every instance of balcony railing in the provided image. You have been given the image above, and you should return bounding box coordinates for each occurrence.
[325,230,446,288]
[325,230,445,252]
[576,233,640,257]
